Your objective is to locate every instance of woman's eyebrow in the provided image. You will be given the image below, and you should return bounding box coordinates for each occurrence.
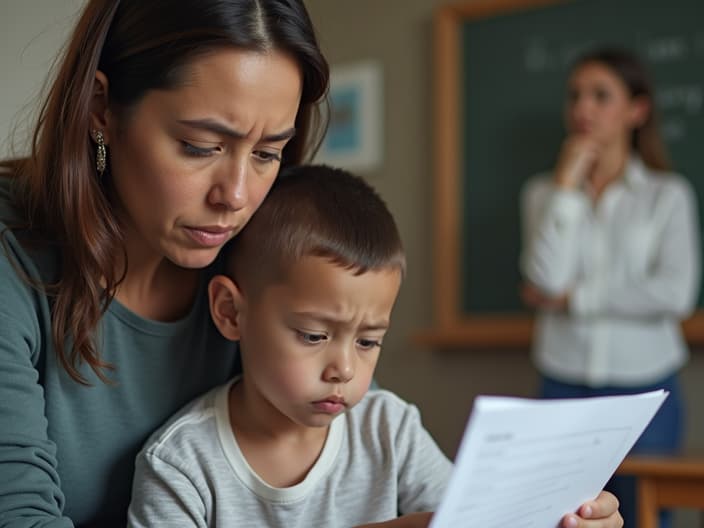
[177,118,296,142]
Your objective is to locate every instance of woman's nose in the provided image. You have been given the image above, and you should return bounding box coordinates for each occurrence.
[209,156,249,211]
[571,94,594,119]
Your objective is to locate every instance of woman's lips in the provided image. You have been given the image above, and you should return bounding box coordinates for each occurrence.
[184,226,235,247]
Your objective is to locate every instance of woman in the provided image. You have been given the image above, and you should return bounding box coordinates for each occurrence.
[521,48,700,528]
[0,1,326,525]
[0,2,622,526]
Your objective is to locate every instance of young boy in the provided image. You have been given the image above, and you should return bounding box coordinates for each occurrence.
[127,165,621,528]
[127,165,452,527]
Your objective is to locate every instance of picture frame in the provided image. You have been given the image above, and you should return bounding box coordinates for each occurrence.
[315,60,383,172]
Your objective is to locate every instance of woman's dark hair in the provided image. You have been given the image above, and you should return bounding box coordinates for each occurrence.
[2,0,329,383]
[571,48,669,171]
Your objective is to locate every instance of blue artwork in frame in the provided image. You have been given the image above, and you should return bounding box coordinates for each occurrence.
[316,61,383,172]
[326,87,361,152]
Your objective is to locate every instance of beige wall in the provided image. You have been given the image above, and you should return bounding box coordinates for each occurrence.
[0,0,86,158]
[305,0,704,462]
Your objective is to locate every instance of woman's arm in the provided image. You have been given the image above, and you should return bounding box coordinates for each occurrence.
[570,179,700,319]
[520,176,590,295]
[525,179,701,319]
[0,237,72,526]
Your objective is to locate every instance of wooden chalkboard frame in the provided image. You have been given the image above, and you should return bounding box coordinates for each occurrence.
[414,0,704,349]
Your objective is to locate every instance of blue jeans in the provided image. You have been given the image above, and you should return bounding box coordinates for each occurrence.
[540,374,684,528]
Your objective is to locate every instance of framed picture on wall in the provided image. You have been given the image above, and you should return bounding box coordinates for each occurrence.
[315,60,383,172]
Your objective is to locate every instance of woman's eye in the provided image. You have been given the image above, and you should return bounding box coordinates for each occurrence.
[298,331,328,345]
[594,88,611,103]
[181,141,217,157]
[253,150,282,163]
[357,338,381,350]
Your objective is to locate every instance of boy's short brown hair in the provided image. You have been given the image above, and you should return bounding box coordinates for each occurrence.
[226,164,405,291]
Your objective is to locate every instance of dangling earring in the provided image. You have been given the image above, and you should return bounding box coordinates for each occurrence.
[93,130,107,176]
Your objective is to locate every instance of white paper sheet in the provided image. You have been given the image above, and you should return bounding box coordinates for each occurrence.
[430,390,668,528]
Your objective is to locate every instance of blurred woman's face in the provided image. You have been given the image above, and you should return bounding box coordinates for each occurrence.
[564,61,644,147]
[104,48,302,269]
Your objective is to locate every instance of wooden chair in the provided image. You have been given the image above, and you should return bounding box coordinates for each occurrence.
[616,453,704,528]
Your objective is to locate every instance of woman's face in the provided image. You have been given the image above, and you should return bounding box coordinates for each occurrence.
[104,48,302,269]
[564,61,644,147]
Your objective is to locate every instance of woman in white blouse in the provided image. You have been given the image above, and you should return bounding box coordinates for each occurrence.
[520,48,700,528]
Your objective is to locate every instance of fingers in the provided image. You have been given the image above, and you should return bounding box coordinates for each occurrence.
[560,511,624,528]
[582,491,620,519]
[560,491,624,528]
[520,283,543,307]
[520,282,570,312]
[554,135,600,188]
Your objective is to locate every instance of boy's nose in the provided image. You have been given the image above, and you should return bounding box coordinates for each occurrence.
[323,350,355,383]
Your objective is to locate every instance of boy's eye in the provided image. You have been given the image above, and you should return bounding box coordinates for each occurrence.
[297,331,328,345]
[357,338,382,350]
[181,141,217,157]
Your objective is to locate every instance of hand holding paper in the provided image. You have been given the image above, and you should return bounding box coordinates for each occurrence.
[430,390,667,528]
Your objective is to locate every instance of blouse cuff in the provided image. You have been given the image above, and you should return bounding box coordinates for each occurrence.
[545,188,589,229]
[571,278,603,316]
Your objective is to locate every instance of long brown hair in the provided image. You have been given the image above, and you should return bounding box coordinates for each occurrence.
[571,48,670,171]
[2,0,329,384]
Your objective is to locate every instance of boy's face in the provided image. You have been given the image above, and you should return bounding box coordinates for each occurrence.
[229,255,402,429]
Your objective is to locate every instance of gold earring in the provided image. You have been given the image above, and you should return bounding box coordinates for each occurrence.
[93,130,106,175]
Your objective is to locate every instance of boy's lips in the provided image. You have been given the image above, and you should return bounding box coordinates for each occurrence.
[312,395,347,414]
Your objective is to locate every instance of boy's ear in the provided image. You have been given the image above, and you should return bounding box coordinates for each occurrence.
[208,275,244,341]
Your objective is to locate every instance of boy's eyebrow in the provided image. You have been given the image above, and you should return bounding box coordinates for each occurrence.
[293,312,389,331]
[177,118,297,142]
[358,322,390,332]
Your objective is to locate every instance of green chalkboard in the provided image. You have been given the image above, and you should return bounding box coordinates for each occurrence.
[460,0,704,315]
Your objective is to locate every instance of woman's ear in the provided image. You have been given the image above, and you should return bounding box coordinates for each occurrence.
[208,275,245,341]
[89,70,112,143]
[629,95,651,129]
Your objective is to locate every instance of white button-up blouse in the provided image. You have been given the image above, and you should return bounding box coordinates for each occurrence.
[520,156,701,387]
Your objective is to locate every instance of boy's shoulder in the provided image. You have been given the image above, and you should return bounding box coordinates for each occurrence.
[355,388,413,410]
[347,388,423,432]
[139,381,231,461]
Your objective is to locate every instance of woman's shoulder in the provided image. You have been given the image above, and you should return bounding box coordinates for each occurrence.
[0,175,60,284]
[632,161,698,217]
[0,177,54,361]
[0,174,23,227]
[637,162,695,200]
[521,171,555,195]
[519,171,563,209]
[524,170,553,185]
